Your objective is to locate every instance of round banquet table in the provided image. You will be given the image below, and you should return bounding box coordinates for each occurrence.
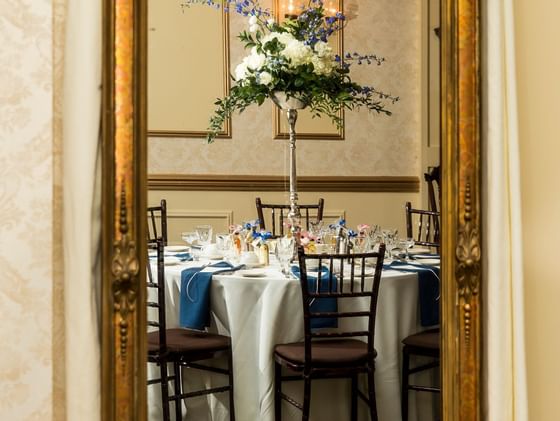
[148,257,438,421]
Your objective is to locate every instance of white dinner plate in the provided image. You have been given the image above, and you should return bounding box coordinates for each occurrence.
[200,254,224,260]
[241,262,265,268]
[413,258,440,266]
[164,257,181,266]
[238,269,267,278]
[408,247,432,255]
[165,245,189,253]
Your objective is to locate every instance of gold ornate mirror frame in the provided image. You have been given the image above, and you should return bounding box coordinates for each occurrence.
[100,0,482,419]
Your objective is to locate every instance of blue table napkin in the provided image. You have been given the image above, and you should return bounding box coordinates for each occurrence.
[179,261,241,330]
[172,253,193,261]
[291,266,338,329]
[383,261,440,326]
[149,252,193,262]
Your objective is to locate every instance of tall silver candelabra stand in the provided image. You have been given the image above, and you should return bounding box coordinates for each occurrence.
[271,92,308,240]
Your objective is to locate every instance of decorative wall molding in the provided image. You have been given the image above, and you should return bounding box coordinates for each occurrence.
[148,174,419,192]
[167,209,234,226]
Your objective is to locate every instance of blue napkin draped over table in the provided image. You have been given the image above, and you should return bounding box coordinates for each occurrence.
[291,266,338,329]
[179,261,240,330]
[149,253,193,262]
[383,259,440,327]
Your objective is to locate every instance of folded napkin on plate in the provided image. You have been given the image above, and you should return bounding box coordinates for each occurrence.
[291,266,338,329]
[383,261,440,327]
[179,261,243,330]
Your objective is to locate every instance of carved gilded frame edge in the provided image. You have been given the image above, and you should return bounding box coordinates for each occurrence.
[441,0,481,420]
[101,0,482,419]
[102,0,147,419]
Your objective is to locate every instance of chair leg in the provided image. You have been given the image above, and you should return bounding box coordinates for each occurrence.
[160,362,171,421]
[228,350,236,421]
[302,376,312,421]
[401,347,410,421]
[367,367,378,421]
[274,361,282,421]
[350,374,358,421]
[173,362,182,421]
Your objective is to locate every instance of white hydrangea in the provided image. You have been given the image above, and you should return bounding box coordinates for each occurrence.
[314,41,333,58]
[282,39,313,67]
[258,71,273,85]
[311,55,335,75]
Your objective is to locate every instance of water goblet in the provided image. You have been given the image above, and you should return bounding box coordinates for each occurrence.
[309,220,323,237]
[382,229,398,260]
[276,236,295,276]
[195,224,213,247]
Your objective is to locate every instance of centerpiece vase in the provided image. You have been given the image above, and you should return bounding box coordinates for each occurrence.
[271,91,308,242]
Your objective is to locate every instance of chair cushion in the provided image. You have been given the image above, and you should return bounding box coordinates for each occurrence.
[274,339,374,367]
[148,328,230,355]
[402,328,440,350]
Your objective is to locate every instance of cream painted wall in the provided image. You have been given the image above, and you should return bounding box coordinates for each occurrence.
[148,0,422,178]
[514,1,560,420]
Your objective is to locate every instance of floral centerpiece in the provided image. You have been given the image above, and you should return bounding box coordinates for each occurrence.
[183,0,398,142]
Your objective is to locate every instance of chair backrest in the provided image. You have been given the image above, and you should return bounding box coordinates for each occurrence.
[296,244,386,370]
[424,166,441,214]
[147,238,167,353]
[255,197,324,237]
[405,202,440,249]
[147,199,168,246]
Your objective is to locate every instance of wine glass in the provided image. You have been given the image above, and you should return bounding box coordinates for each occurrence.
[309,220,323,238]
[276,236,295,276]
[195,225,213,247]
[382,228,398,260]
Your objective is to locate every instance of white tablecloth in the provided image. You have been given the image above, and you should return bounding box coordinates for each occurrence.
[148,258,438,421]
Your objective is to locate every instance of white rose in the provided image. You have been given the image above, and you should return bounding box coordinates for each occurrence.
[249,24,259,33]
[248,15,258,26]
[258,71,273,85]
[262,31,295,47]
[246,47,266,70]
[235,62,248,81]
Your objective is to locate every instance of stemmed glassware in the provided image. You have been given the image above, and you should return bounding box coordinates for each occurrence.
[195,225,213,247]
[382,228,398,260]
[276,236,295,276]
[182,231,200,260]
[181,231,198,245]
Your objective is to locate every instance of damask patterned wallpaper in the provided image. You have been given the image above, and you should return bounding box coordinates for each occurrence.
[0,0,59,419]
[148,0,421,177]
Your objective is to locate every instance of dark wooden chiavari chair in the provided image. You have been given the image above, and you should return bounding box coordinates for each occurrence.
[255,197,324,237]
[147,199,168,246]
[402,198,441,420]
[424,165,441,214]
[147,238,235,421]
[273,245,386,421]
[405,202,440,250]
[401,328,440,421]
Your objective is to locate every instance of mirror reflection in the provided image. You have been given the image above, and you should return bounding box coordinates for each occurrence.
[146,0,441,420]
